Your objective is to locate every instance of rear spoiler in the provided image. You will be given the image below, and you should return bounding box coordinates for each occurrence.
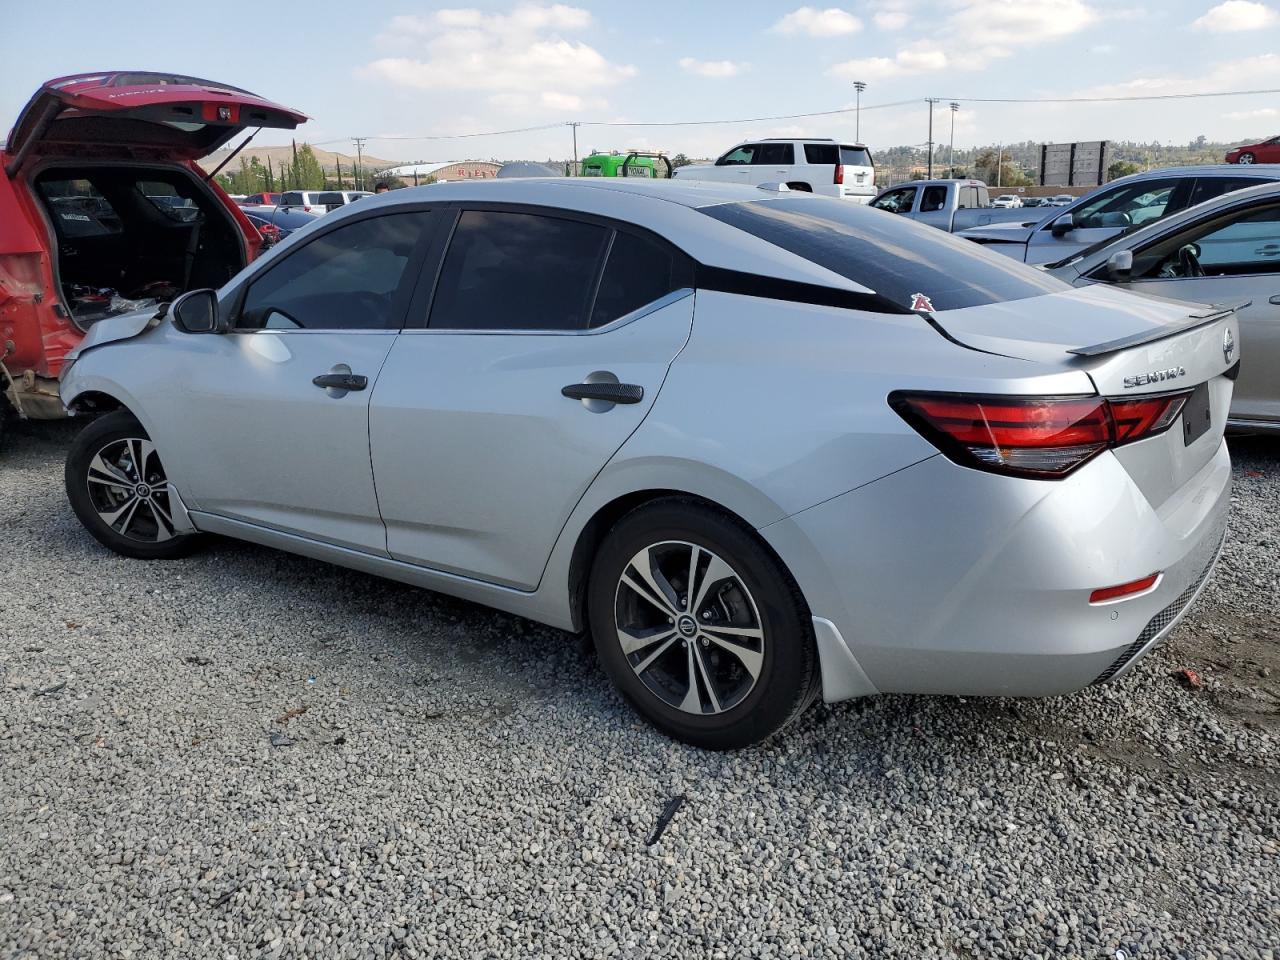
[1067,300,1248,358]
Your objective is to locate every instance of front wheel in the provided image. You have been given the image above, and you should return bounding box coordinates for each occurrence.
[1237,152,1256,164]
[65,411,200,560]
[588,499,818,749]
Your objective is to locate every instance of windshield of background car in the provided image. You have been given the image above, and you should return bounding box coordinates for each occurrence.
[700,199,1068,310]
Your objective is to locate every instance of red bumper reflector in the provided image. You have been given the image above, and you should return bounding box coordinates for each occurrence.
[1089,573,1160,604]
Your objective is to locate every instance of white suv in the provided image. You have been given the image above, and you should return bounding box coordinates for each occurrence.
[672,139,876,202]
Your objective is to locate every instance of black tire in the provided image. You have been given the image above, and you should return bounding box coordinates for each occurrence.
[587,498,819,750]
[65,410,200,560]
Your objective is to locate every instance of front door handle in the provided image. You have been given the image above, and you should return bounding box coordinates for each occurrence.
[313,373,368,391]
[561,382,644,404]
[1269,294,1280,305]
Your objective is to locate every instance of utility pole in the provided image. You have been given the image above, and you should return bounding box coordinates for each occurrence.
[926,98,939,179]
[997,144,1003,188]
[853,81,866,143]
[567,122,580,175]
[352,137,367,190]
[949,102,959,177]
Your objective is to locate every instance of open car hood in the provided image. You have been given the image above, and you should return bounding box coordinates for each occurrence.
[6,72,307,166]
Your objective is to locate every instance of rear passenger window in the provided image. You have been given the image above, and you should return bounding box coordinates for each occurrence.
[238,213,428,330]
[804,144,839,165]
[1188,177,1262,207]
[429,211,609,331]
[756,143,794,165]
[590,232,679,328]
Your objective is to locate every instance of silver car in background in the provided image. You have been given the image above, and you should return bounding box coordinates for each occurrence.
[1046,180,1280,431]
[60,180,1237,748]
[960,165,1280,264]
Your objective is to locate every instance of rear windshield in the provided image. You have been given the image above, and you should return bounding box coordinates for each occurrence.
[840,145,872,167]
[700,198,1067,311]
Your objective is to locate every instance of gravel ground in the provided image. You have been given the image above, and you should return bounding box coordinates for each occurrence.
[1,420,1277,960]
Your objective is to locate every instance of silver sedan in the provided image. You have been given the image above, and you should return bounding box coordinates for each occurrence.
[60,179,1237,748]
[1045,180,1280,432]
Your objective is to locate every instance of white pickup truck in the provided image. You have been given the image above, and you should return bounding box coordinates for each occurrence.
[869,179,1033,232]
[672,138,876,202]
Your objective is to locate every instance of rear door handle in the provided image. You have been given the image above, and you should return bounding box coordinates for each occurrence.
[313,373,368,391]
[561,382,644,404]
[1269,294,1280,305]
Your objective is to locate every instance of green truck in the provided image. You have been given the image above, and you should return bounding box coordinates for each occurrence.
[580,150,673,178]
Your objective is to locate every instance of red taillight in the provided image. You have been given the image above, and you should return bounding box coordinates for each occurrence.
[890,390,1194,479]
[1089,573,1161,604]
[834,164,844,185]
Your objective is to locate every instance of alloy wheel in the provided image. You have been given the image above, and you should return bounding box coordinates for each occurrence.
[613,540,765,715]
[84,437,179,543]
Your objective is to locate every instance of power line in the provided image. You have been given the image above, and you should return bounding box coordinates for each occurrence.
[946,87,1280,104]
[581,99,919,128]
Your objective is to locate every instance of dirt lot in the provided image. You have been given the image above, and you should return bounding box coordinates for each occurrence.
[1,421,1277,960]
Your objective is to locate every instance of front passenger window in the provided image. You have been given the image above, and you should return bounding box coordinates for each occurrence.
[238,213,428,330]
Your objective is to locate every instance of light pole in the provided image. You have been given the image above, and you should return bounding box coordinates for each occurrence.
[949,102,959,177]
[567,121,581,175]
[853,81,866,143]
[926,98,939,179]
[352,137,367,190]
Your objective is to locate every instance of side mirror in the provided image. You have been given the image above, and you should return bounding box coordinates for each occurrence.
[170,289,222,334]
[1105,249,1134,282]
[1051,213,1076,238]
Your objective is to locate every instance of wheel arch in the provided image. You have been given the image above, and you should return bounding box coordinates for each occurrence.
[65,389,130,416]
[785,181,813,193]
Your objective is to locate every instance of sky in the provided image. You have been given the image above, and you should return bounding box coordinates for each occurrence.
[5,0,1280,164]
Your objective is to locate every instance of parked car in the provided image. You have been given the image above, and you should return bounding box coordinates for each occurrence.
[0,71,305,428]
[991,194,1023,208]
[241,211,283,247]
[958,166,1280,264]
[672,139,876,202]
[1022,197,1047,208]
[277,190,364,214]
[1046,194,1076,206]
[1045,180,1280,431]
[239,192,281,206]
[60,179,1235,748]
[1225,138,1280,165]
[238,204,323,242]
[869,179,1030,232]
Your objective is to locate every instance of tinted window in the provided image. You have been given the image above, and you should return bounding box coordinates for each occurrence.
[238,213,427,330]
[590,232,679,328]
[920,186,947,212]
[281,192,303,205]
[804,144,838,164]
[840,146,872,167]
[429,211,608,331]
[700,199,1067,311]
[717,146,756,166]
[318,192,345,205]
[1188,177,1265,207]
[756,143,794,165]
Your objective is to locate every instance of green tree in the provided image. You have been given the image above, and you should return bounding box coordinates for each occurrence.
[290,144,326,190]
[1107,160,1142,181]
[973,149,1032,188]
[671,153,692,168]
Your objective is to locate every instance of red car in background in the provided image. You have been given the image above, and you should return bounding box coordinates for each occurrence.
[0,71,305,429]
[1226,137,1280,164]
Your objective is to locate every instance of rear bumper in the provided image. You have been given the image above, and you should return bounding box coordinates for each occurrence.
[761,439,1232,701]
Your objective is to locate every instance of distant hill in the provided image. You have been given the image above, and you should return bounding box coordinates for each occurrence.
[198,144,401,176]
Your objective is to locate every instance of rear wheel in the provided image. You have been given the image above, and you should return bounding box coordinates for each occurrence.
[65,411,200,559]
[1238,152,1256,164]
[588,499,818,749]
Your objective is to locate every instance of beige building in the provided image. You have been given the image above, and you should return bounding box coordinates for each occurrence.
[380,161,503,184]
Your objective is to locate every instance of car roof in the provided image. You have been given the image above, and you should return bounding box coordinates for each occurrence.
[269,178,883,294]
[1110,164,1280,185]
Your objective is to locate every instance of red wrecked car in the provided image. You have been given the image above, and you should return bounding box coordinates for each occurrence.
[0,72,305,429]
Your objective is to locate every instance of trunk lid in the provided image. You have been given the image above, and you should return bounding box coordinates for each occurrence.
[6,72,307,168]
[931,283,1240,505]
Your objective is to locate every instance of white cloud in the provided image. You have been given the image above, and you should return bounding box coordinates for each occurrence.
[1073,53,1280,98]
[829,44,949,80]
[1225,106,1279,119]
[873,10,910,29]
[362,4,634,113]
[1192,1,1278,32]
[679,57,748,77]
[771,7,863,36]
